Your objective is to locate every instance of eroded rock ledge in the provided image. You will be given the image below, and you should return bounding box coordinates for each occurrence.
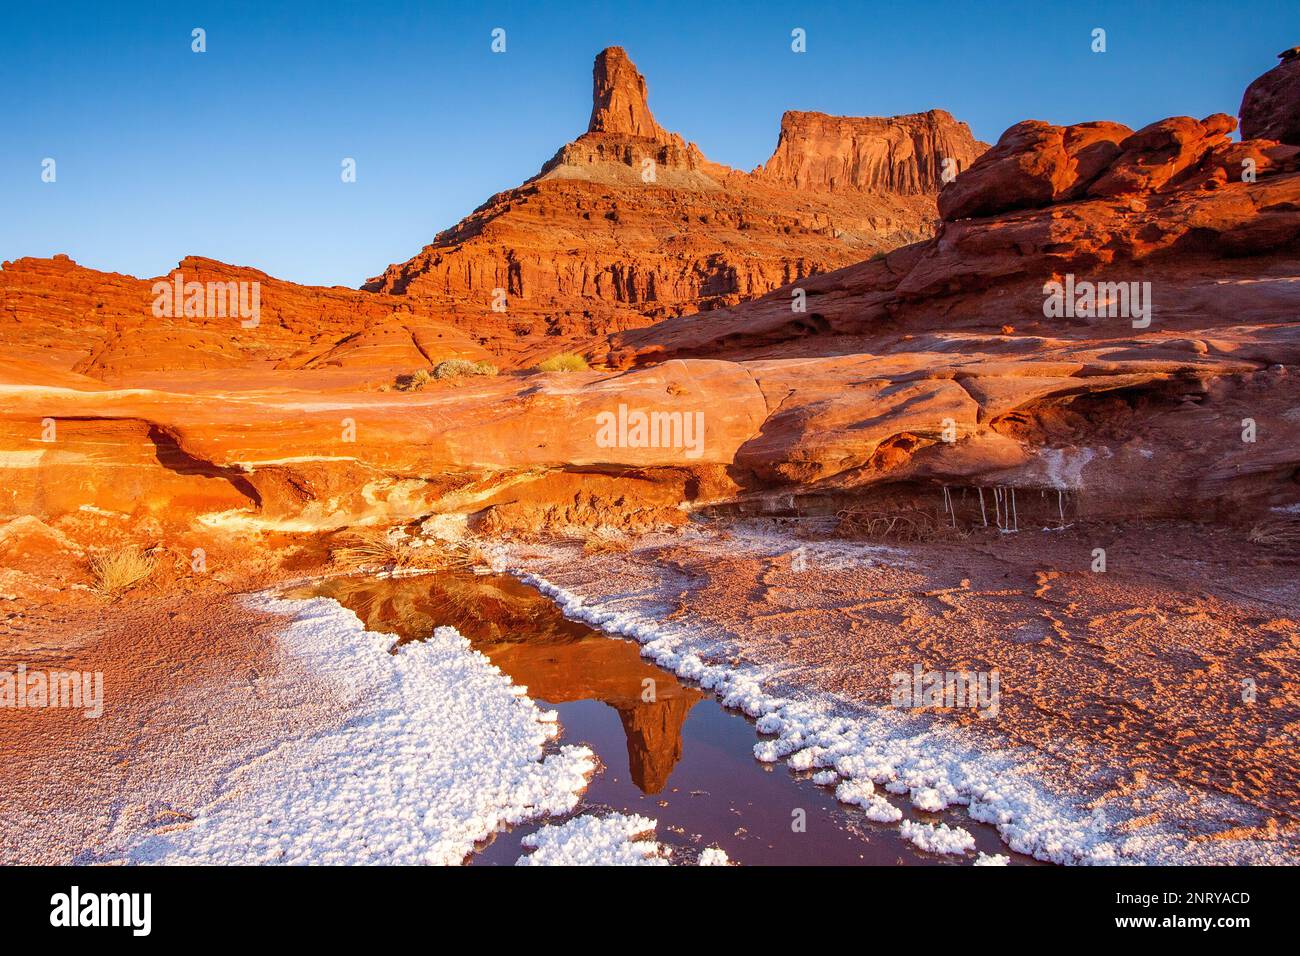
[1,50,1297,545]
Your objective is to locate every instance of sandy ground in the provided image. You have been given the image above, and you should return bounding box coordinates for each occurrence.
[1,552,597,864]
[0,588,331,863]
[0,522,345,859]
[2,515,1295,863]
[507,518,1300,860]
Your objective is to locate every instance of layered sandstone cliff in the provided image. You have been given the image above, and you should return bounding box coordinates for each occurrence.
[753,109,983,194]
[362,47,986,358]
[0,253,489,385]
[3,47,986,388]
[2,48,1296,542]
[588,90,1300,525]
[587,46,672,140]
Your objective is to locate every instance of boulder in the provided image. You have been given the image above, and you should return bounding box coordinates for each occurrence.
[1240,46,1300,145]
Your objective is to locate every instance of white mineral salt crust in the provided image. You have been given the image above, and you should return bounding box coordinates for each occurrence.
[911,787,946,812]
[128,594,595,865]
[518,564,1294,865]
[899,819,977,856]
[835,779,903,823]
[517,813,731,866]
[517,813,670,866]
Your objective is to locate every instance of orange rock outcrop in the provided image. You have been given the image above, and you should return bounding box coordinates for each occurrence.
[362,47,986,359]
[0,47,1296,544]
[0,253,489,386]
[1240,46,1300,145]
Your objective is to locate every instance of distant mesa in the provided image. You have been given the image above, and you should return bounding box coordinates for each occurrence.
[361,45,986,359]
[4,47,991,373]
[0,43,1298,571]
[754,109,984,195]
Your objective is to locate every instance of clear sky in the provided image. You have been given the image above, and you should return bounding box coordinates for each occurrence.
[4,1,1297,287]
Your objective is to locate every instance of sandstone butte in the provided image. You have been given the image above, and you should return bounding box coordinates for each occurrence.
[0,46,1298,568]
[361,46,987,358]
[1,47,983,381]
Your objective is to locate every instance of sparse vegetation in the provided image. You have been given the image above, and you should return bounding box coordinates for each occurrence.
[89,546,158,597]
[578,528,631,555]
[535,353,589,373]
[332,529,480,573]
[332,530,420,571]
[392,360,498,391]
[433,359,498,380]
[835,507,967,543]
[1247,515,1300,553]
[393,368,434,391]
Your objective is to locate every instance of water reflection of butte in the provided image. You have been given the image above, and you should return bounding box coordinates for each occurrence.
[480,635,705,794]
[304,572,705,795]
[614,696,698,793]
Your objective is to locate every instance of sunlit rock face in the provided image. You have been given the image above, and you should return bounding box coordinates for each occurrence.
[360,47,986,358]
[754,109,985,195]
[1240,46,1300,146]
[2,49,1298,539]
[587,46,670,140]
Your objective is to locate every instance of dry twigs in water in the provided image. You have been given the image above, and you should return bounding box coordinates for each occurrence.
[835,507,967,543]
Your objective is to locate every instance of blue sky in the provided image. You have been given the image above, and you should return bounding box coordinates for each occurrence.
[3,1,1297,286]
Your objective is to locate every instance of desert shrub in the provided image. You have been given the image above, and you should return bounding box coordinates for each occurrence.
[433,359,498,380]
[332,529,479,573]
[89,546,157,597]
[555,526,632,554]
[331,530,418,571]
[1247,516,1300,552]
[535,353,589,373]
[580,528,631,555]
[835,507,966,543]
[394,368,434,391]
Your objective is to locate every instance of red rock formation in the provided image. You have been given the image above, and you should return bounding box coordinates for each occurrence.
[588,46,670,140]
[937,119,1151,220]
[0,254,489,385]
[754,109,984,194]
[1240,46,1300,145]
[363,47,986,359]
[1087,113,1237,197]
[3,49,1296,541]
[940,112,1299,221]
[588,87,1300,524]
[0,49,989,382]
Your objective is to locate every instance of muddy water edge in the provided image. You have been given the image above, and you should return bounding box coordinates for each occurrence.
[287,569,1037,866]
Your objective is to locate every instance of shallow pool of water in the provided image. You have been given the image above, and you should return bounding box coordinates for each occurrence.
[290,569,1034,866]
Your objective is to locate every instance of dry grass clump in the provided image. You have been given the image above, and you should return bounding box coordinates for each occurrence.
[332,530,419,571]
[89,545,158,597]
[581,528,632,555]
[461,542,489,568]
[556,526,632,554]
[394,368,434,392]
[394,361,498,391]
[332,529,481,573]
[433,359,498,380]
[535,353,589,373]
[835,507,967,543]
[1247,515,1300,553]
